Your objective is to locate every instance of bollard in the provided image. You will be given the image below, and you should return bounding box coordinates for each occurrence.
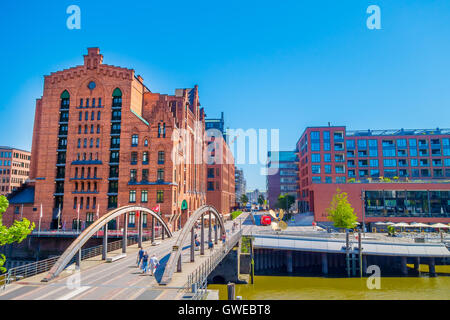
[227,282,235,300]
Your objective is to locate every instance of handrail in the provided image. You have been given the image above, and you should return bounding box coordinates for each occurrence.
[0,235,151,289]
[183,229,243,300]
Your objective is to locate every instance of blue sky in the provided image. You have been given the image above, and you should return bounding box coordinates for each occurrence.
[1,1,450,191]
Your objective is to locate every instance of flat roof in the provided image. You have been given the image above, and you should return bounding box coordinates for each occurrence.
[0,146,31,154]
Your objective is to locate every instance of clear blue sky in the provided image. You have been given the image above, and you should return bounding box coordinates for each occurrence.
[1,1,450,191]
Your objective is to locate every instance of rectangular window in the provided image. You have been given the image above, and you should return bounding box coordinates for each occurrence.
[357,140,367,149]
[311,165,321,174]
[141,190,148,203]
[383,159,397,167]
[369,159,379,167]
[312,176,321,183]
[157,190,164,203]
[129,190,136,203]
[346,140,355,149]
[325,165,332,174]
[324,154,331,162]
[311,154,321,163]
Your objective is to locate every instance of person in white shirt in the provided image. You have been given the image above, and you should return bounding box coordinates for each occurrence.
[149,254,159,276]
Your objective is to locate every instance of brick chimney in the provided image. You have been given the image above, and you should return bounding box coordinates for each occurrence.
[84,47,103,69]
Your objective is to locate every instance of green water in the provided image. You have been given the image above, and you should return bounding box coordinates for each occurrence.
[208,272,450,300]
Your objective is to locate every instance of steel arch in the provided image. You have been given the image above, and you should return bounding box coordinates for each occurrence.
[42,205,172,282]
[159,205,225,285]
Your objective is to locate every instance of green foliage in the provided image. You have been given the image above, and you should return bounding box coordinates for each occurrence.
[348,178,356,183]
[0,196,35,273]
[383,177,392,182]
[240,194,249,207]
[326,189,358,230]
[387,225,395,236]
[231,211,243,220]
[240,236,253,253]
[257,195,265,206]
[276,194,295,212]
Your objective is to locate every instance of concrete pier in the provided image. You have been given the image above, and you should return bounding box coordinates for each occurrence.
[286,251,293,273]
[321,253,328,275]
[401,256,408,275]
[428,258,436,277]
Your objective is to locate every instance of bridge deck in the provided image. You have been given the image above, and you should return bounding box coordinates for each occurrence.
[0,214,249,300]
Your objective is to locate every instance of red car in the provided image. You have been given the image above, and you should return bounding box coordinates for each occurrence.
[260,215,272,226]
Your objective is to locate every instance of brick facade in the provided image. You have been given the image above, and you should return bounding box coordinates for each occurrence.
[5,48,236,231]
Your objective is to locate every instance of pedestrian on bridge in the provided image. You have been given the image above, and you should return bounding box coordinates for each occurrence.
[141,251,149,274]
[137,246,144,267]
[149,254,159,276]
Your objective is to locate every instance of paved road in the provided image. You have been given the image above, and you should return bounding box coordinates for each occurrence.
[0,213,251,300]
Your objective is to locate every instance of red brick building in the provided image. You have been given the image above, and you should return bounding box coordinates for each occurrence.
[0,147,31,196]
[296,125,450,225]
[206,134,236,214]
[5,48,219,231]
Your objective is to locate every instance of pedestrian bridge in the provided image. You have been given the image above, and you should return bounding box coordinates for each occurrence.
[0,205,249,300]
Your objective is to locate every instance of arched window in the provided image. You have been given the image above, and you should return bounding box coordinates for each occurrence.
[60,90,70,109]
[77,139,81,148]
[84,125,88,134]
[74,197,78,209]
[163,123,166,138]
[97,125,100,134]
[91,111,95,121]
[83,138,87,148]
[144,139,148,147]
[97,111,101,120]
[94,167,97,177]
[158,124,161,138]
[78,125,82,134]
[79,112,82,121]
[81,167,85,178]
[87,168,91,178]
[75,182,78,191]
[85,111,89,121]
[90,124,94,133]
[90,138,93,148]
[112,88,122,109]
[75,168,78,178]
[96,138,100,148]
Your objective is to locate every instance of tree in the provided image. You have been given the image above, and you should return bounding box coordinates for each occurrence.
[240,194,249,208]
[257,195,265,206]
[276,194,295,213]
[0,196,35,273]
[326,189,358,230]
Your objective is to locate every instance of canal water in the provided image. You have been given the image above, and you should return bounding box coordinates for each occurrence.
[208,266,450,300]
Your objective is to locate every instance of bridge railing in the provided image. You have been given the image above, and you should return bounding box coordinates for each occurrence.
[183,229,243,300]
[1,235,151,288]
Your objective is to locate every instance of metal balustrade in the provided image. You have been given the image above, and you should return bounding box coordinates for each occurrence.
[1,235,151,289]
[183,229,243,300]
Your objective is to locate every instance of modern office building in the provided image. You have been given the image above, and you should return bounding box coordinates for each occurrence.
[266,151,298,209]
[235,167,246,204]
[246,189,267,205]
[296,126,450,224]
[5,48,212,231]
[0,147,31,196]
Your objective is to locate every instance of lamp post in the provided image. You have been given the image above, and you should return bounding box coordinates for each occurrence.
[361,189,366,237]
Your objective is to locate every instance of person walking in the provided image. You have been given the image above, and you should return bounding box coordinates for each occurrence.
[141,251,149,274]
[149,254,159,276]
[137,246,144,267]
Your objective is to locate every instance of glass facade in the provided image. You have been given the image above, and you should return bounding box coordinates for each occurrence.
[365,190,450,217]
